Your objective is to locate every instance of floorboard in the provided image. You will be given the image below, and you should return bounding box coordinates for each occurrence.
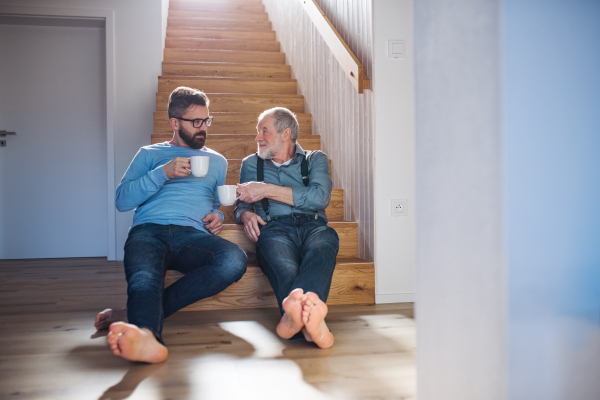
[0,258,415,400]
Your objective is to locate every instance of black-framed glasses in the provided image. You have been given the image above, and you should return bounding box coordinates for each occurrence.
[175,116,213,128]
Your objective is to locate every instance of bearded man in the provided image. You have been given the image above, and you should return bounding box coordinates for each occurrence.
[96,86,247,363]
[235,107,339,349]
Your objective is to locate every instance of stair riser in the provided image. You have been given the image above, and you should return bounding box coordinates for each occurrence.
[158,78,297,95]
[156,93,305,113]
[168,265,374,311]
[170,1,264,14]
[218,189,344,224]
[217,223,359,262]
[168,9,268,21]
[168,18,271,31]
[162,63,291,79]
[164,48,285,64]
[153,111,310,134]
[166,38,280,52]
[167,28,275,41]
[151,134,320,159]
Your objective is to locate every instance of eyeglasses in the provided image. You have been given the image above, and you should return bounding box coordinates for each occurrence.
[175,116,213,128]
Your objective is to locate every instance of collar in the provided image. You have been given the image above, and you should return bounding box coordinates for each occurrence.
[267,142,304,164]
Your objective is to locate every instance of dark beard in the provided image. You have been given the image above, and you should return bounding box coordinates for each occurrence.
[179,129,206,149]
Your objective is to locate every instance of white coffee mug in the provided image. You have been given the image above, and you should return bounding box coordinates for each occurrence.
[217,185,237,206]
[190,156,209,177]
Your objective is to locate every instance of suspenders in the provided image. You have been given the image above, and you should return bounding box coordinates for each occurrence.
[256,151,315,221]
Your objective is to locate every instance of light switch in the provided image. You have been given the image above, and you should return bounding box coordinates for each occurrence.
[388,40,405,58]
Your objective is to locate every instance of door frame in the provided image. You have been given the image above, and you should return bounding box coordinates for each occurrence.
[0,5,117,260]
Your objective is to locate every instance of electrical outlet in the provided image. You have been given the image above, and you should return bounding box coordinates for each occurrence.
[391,199,408,216]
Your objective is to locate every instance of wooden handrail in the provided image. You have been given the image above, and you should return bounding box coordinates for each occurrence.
[299,0,370,94]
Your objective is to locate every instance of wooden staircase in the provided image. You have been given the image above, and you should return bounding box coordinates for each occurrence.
[154,0,375,311]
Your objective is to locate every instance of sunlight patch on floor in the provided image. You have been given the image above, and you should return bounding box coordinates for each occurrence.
[187,354,334,400]
[219,320,285,358]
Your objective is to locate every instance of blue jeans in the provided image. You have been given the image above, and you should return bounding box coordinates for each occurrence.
[123,223,247,344]
[256,214,339,316]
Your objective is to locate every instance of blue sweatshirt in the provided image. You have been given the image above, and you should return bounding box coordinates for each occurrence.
[115,142,226,234]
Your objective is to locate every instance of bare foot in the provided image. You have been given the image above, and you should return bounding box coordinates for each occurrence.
[301,292,334,349]
[107,322,168,363]
[276,288,305,339]
[95,307,128,330]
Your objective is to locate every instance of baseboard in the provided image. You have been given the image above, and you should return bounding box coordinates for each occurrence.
[375,293,415,303]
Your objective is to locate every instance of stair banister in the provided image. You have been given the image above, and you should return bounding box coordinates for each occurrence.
[298,0,370,94]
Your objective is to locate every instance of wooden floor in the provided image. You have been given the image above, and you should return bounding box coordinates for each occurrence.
[0,258,415,400]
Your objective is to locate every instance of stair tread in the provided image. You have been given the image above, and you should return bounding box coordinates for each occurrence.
[159,76,294,83]
[169,257,372,276]
[156,111,309,116]
[166,28,275,39]
[151,132,315,138]
[221,221,356,230]
[166,38,280,52]
[163,61,286,66]
[157,92,303,97]
[168,17,272,31]
[164,48,285,64]
[167,37,276,43]
[166,48,281,54]
[167,27,273,33]
[171,0,264,4]
[169,16,268,22]
[169,11,268,21]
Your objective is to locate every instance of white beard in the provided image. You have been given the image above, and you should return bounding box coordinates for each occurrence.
[257,133,284,160]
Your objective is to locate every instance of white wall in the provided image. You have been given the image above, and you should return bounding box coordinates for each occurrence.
[0,0,165,260]
[414,0,506,398]
[372,0,416,303]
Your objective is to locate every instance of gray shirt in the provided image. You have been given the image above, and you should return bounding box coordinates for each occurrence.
[234,142,332,223]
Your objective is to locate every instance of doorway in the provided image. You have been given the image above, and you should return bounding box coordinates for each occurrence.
[0,17,108,258]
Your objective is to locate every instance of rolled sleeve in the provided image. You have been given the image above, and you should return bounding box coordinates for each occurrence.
[212,209,225,223]
[291,151,332,211]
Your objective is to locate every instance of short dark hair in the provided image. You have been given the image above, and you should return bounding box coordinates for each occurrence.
[168,86,210,118]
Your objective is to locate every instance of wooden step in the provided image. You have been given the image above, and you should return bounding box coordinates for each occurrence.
[170,0,265,14]
[158,77,297,95]
[168,9,268,21]
[161,62,291,79]
[166,38,280,52]
[156,93,305,113]
[164,48,285,64]
[153,111,311,134]
[167,257,374,311]
[225,159,333,185]
[217,222,359,261]
[151,133,320,159]
[167,28,275,41]
[168,17,272,31]
[218,188,345,224]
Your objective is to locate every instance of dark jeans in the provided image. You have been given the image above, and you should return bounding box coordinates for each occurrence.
[124,223,247,344]
[256,214,339,316]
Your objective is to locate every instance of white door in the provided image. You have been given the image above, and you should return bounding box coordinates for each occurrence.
[0,20,107,259]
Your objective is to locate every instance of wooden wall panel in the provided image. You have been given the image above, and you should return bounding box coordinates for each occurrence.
[263,0,375,261]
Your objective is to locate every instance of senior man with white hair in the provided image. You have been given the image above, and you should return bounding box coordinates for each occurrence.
[235,107,339,349]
